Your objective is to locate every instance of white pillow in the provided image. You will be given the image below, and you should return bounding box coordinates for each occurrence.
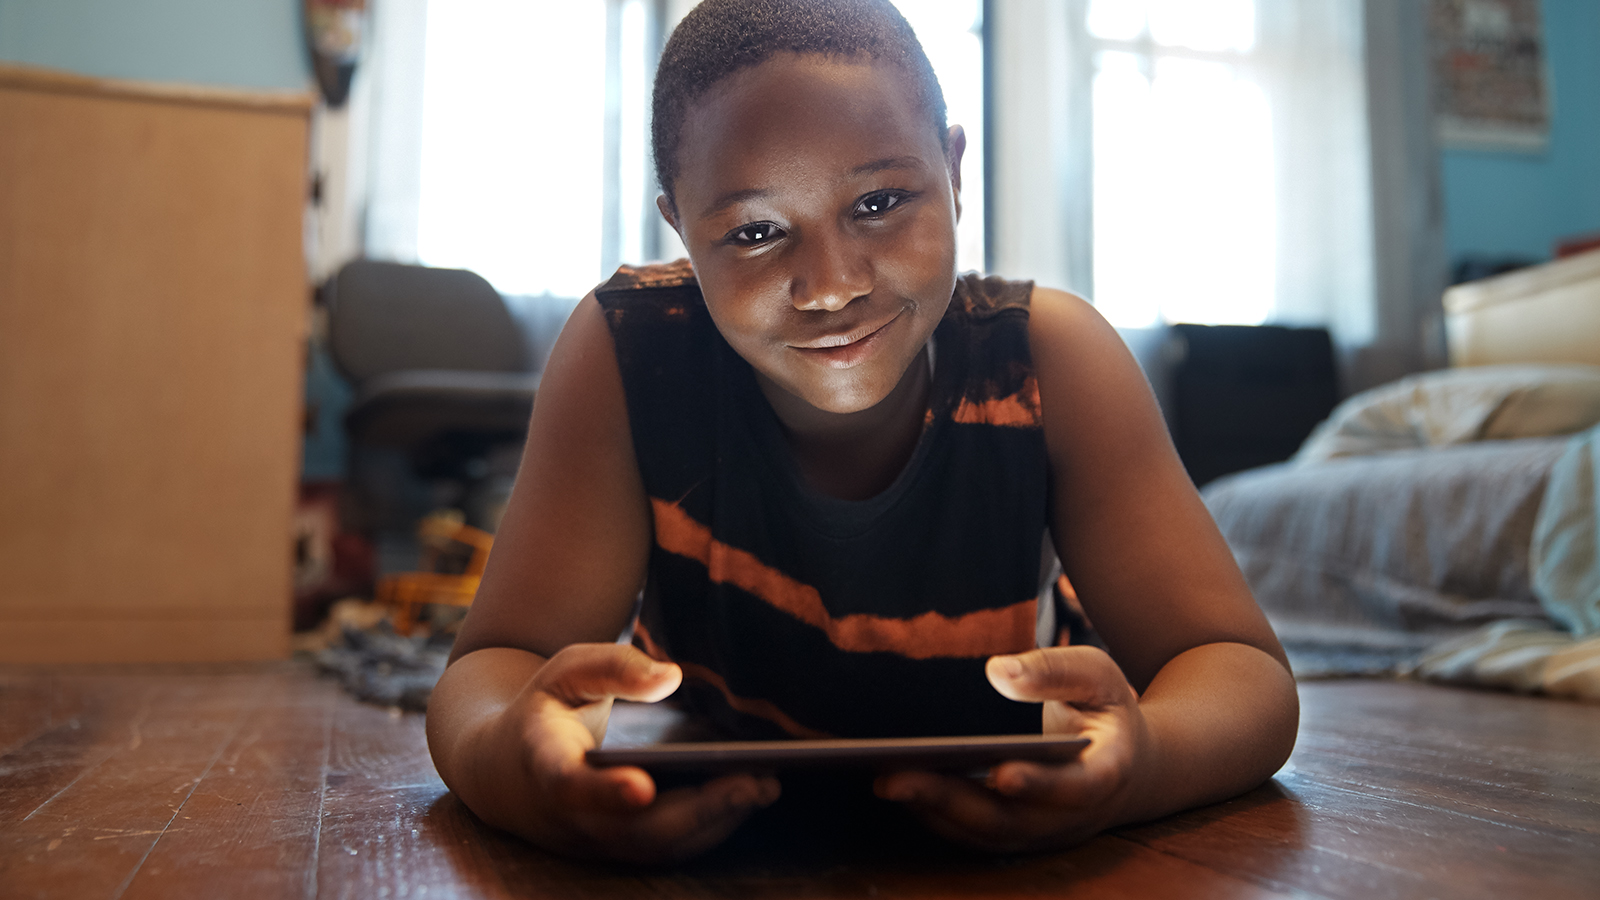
[1295,364,1600,464]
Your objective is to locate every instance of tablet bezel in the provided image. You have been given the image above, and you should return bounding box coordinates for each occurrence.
[586,733,1090,774]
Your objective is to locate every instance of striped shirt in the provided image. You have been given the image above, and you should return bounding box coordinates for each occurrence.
[597,262,1052,739]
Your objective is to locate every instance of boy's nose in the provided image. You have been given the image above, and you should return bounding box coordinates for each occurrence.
[790,231,871,312]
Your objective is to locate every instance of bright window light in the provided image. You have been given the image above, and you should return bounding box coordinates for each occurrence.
[416,0,607,297]
[1148,0,1254,52]
[1087,0,1147,41]
[412,1,984,294]
[891,0,985,273]
[1088,0,1273,327]
[618,0,649,267]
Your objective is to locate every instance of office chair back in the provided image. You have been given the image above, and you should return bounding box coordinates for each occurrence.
[328,260,526,382]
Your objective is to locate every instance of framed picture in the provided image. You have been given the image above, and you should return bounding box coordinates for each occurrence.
[1428,0,1550,152]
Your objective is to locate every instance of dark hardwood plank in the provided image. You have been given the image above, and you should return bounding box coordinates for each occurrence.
[1289,729,1600,834]
[117,669,339,900]
[0,672,266,899]
[1114,682,1600,900]
[1121,770,1600,900]
[0,675,99,759]
[0,676,153,826]
[310,687,518,899]
[2,667,1597,899]
[1294,681,1600,836]
[1299,681,1600,770]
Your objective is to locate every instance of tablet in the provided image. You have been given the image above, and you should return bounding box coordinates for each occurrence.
[586,733,1089,775]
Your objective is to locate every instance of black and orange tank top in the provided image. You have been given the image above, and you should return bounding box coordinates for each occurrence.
[597,261,1051,739]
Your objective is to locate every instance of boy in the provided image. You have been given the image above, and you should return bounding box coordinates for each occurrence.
[427,0,1298,863]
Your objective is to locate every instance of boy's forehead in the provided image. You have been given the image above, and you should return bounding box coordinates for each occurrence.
[674,54,943,208]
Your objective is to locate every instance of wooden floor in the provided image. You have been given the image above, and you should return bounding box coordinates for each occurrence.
[1,663,1597,899]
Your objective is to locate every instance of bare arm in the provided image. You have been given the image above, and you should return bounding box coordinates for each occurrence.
[447,292,651,664]
[877,288,1297,849]
[1032,287,1297,818]
[426,294,778,862]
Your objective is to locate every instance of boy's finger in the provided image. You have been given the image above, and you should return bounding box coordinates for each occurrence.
[560,762,660,811]
[1042,699,1090,735]
[587,774,780,863]
[877,771,1003,827]
[881,770,1100,854]
[538,643,682,706]
[984,759,1103,808]
[985,647,1132,707]
[522,709,663,811]
[878,772,1017,845]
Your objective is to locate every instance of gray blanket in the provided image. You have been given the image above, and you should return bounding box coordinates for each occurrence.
[1203,438,1569,675]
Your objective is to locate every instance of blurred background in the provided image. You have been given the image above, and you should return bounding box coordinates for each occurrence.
[2,0,1596,659]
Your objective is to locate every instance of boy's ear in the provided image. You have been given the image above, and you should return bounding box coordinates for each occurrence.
[656,194,682,237]
[945,124,967,221]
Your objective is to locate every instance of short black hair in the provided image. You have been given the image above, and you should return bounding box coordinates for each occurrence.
[651,0,948,209]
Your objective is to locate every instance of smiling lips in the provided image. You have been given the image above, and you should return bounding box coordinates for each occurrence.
[790,312,902,368]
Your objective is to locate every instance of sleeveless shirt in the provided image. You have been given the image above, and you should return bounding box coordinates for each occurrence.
[597,261,1052,740]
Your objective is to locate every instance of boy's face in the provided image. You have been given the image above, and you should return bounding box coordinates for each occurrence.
[664,53,963,417]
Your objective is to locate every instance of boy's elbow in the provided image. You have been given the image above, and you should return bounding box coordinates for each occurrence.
[1258,660,1301,779]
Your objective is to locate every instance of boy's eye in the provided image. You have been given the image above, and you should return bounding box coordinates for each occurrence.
[727,222,784,245]
[855,190,907,217]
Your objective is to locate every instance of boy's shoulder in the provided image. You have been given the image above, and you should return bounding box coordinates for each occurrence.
[952,271,1035,319]
[596,259,699,296]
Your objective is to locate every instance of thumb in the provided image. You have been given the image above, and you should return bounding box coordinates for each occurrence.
[537,643,682,707]
[986,646,1132,708]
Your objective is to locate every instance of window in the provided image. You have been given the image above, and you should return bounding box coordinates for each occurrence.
[894,0,986,273]
[1084,0,1275,328]
[413,0,609,297]
[374,0,983,298]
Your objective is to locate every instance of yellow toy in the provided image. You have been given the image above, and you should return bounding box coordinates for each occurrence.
[377,511,493,636]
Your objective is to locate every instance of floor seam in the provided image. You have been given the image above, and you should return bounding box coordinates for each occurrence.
[304,680,337,900]
[105,685,264,900]
[21,688,156,823]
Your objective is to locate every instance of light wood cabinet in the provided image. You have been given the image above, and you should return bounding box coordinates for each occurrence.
[0,64,312,662]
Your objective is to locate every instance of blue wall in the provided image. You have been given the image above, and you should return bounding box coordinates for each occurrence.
[0,0,309,90]
[1440,0,1600,263]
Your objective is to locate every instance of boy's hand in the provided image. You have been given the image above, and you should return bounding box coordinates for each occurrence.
[486,644,781,863]
[872,646,1147,853]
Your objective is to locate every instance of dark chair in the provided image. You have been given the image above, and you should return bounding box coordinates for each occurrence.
[1166,323,1339,487]
[326,260,542,532]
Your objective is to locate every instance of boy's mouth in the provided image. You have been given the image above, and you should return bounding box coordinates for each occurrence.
[789,312,901,368]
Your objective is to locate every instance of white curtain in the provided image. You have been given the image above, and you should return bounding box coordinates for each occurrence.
[362,0,622,298]
[1256,0,1376,348]
[990,0,1441,391]
[363,0,430,267]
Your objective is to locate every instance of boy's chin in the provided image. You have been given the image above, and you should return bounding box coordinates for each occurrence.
[759,366,915,419]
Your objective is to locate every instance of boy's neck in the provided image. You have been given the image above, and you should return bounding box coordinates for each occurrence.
[757,346,932,502]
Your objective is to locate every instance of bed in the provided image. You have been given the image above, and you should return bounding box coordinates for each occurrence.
[1201,249,1600,699]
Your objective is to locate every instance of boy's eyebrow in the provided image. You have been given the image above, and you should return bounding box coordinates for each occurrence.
[699,156,929,219]
[702,188,772,219]
[848,155,925,177]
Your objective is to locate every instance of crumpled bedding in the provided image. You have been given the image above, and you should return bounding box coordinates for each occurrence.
[1293,364,1600,463]
[1205,354,1600,700]
[1531,423,1600,634]
[1204,425,1600,700]
[1204,438,1564,662]
[1412,423,1600,699]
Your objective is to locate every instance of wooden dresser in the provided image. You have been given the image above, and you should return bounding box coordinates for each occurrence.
[0,64,312,662]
